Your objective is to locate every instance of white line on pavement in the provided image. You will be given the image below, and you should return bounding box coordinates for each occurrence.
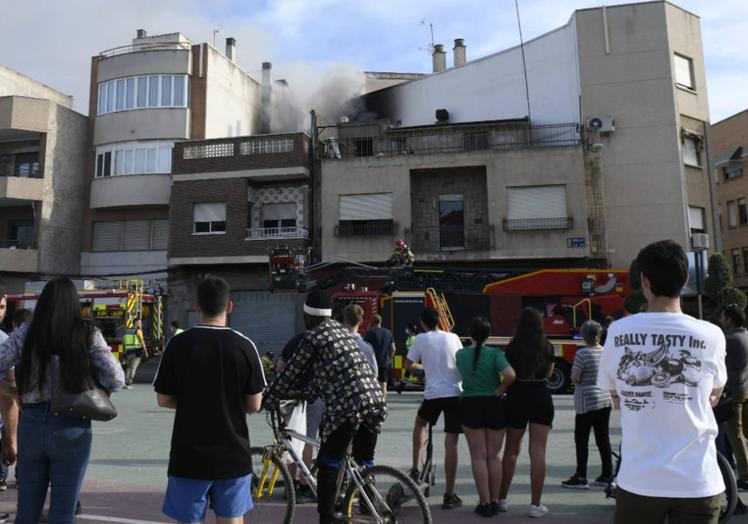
[77,514,170,524]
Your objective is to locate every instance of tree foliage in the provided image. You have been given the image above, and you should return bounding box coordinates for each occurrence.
[719,287,748,310]
[704,253,733,302]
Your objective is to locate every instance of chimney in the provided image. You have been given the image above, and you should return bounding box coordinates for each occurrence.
[453,38,466,67]
[225,37,236,62]
[136,29,147,39]
[432,44,447,73]
[260,62,272,133]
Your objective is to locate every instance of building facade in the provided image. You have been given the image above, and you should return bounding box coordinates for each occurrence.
[713,110,748,287]
[0,65,88,292]
[81,30,263,279]
[320,1,715,269]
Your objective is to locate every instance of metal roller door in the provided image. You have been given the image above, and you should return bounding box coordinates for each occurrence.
[229,292,297,354]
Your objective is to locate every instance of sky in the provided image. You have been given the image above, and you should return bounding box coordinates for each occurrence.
[0,0,746,122]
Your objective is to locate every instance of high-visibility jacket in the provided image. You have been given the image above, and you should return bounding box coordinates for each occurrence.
[123,328,141,352]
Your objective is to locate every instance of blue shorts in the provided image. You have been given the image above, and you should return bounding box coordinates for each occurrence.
[163,473,253,523]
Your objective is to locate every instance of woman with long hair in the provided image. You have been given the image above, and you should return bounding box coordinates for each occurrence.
[498,307,555,518]
[456,317,516,517]
[0,277,125,523]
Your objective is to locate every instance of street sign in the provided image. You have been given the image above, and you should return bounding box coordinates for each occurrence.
[567,237,586,248]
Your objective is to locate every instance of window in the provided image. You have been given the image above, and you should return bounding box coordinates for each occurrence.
[115,78,125,111]
[106,81,115,113]
[14,152,40,178]
[161,75,172,106]
[98,83,106,114]
[740,198,748,225]
[95,141,173,177]
[725,166,744,181]
[95,74,189,113]
[674,54,695,90]
[92,219,168,251]
[439,194,465,249]
[136,76,147,108]
[148,76,159,107]
[125,77,135,109]
[193,203,226,234]
[9,221,35,249]
[682,137,700,167]
[743,248,748,275]
[261,203,297,230]
[728,201,738,228]
[688,205,705,233]
[505,185,570,230]
[733,249,741,275]
[338,193,394,236]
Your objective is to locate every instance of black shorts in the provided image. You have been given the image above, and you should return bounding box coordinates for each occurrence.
[507,381,554,429]
[377,365,390,383]
[459,396,508,430]
[417,397,462,434]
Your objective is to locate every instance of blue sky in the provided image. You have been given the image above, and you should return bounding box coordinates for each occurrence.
[1,0,746,121]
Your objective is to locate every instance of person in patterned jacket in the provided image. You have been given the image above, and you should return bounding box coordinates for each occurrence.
[265,290,387,524]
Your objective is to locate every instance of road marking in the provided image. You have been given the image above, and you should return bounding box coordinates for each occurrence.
[78,514,170,524]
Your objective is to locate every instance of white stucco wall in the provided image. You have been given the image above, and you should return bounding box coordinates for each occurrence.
[0,65,73,108]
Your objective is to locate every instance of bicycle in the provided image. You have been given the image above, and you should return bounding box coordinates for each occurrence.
[250,401,433,524]
[412,422,436,497]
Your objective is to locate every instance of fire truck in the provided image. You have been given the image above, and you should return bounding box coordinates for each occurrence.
[318,267,632,393]
[5,279,165,364]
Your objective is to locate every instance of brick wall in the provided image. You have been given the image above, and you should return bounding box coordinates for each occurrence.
[172,133,310,175]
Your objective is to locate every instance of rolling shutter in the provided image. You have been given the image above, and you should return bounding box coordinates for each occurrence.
[229,292,297,354]
[507,186,567,219]
[339,193,393,220]
[151,219,169,250]
[92,221,122,251]
[123,220,151,251]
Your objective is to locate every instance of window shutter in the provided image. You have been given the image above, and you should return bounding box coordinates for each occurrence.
[92,221,122,251]
[123,220,151,251]
[339,193,393,220]
[194,203,226,222]
[151,219,169,250]
[262,203,297,221]
[507,186,567,219]
[688,206,704,231]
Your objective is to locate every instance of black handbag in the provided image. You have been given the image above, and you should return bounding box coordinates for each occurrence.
[49,355,118,421]
[714,394,734,424]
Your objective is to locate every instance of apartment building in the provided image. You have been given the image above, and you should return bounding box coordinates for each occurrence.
[319,1,715,269]
[713,110,748,287]
[0,65,88,292]
[81,30,262,280]
[167,132,312,351]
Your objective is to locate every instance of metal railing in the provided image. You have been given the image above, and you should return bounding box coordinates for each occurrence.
[410,225,492,252]
[178,134,305,161]
[323,122,580,160]
[0,162,42,179]
[246,227,309,240]
[503,217,573,231]
[99,41,192,58]
[0,239,35,249]
[335,221,397,237]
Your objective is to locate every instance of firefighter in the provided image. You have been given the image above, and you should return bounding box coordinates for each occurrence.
[123,319,148,388]
[389,239,415,267]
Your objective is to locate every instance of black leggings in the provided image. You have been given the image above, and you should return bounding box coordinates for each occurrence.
[575,406,612,479]
[317,421,378,524]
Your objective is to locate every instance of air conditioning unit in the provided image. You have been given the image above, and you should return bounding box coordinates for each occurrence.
[692,232,710,250]
[585,115,615,133]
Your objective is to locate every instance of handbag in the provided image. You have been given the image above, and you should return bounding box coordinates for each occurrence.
[713,394,734,424]
[49,355,118,421]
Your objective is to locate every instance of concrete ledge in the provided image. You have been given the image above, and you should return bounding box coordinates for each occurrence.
[0,176,44,201]
[0,248,38,273]
[169,255,267,266]
[172,167,310,182]
[0,96,49,133]
[90,174,171,208]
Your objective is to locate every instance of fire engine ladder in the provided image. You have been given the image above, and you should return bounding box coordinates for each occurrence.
[123,279,144,329]
[426,288,455,332]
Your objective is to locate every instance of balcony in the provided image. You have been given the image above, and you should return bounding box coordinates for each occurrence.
[90,174,171,208]
[323,122,580,160]
[410,225,493,252]
[0,242,38,273]
[0,175,44,201]
[246,226,309,240]
[503,217,573,231]
[335,221,397,237]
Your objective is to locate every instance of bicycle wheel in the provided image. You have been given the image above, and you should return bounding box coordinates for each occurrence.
[717,451,737,523]
[342,465,432,524]
[249,446,296,524]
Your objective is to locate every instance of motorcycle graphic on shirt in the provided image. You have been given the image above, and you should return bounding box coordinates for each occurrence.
[617,343,702,388]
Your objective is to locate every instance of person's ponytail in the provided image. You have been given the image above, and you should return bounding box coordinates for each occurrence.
[469,317,492,372]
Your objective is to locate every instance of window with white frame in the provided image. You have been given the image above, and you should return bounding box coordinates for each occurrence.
[261,203,297,230]
[338,193,395,236]
[674,54,695,90]
[728,200,738,228]
[97,74,189,115]
[687,205,705,233]
[193,203,226,234]
[95,141,173,177]
[682,137,701,167]
[92,219,168,251]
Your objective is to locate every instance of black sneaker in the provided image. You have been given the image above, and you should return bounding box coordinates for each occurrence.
[408,467,420,485]
[296,484,316,504]
[593,475,613,487]
[442,493,463,510]
[0,480,7,492]
[738,479,748,492]
[561,474,589,490]
[490,501,500,515]
[475,503,493,517]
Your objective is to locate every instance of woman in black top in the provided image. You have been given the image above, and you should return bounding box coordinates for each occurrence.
[498,308,555,518]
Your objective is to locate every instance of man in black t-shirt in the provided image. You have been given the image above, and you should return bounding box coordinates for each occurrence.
[154,276,265,524]
[364,314,396,395]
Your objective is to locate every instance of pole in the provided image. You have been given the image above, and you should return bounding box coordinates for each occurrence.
[695,250,703,319]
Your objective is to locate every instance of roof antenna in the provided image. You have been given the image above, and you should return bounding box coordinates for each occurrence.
[419,19,435,54]
[514,0,532,122]
[212,27,220,47]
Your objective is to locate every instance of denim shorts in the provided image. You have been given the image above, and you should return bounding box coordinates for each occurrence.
[162,473,253,523]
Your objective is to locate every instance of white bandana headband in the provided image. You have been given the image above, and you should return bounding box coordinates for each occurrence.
[303,304,332,316]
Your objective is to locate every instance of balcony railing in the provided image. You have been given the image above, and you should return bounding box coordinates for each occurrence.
[246,227,309,240]
[335,221,397,237]
[323,122,580,160]
[99,41,192,58]
[0,161,42,179]
[410,225,492,252]
[0,239,36,249]
[503,217,573,231]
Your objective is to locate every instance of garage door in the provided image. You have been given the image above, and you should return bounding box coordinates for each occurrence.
[229,292,297,354]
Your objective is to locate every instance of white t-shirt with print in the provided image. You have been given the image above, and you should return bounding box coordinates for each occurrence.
[407,330,463,399]
[598,312,727,498]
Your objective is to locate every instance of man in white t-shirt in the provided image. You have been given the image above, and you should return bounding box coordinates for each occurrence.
[405,307,463,510]
[598,240,727,523]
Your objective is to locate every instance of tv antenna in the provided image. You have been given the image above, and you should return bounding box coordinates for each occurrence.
[212,27,220,47]
[419,19,435,54]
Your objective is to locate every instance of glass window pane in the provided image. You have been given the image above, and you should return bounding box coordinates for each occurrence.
[674,54,694,89]
[116,79,125,110]
[106,81,115,112]
[683,138,699,166]
[158,146,172,172]
[134,149,146,173]
[148,76,159,107]
[96,154,103,178]
[115,150,125,175]
[173,75,185,106]
[194,222,209,233]
[104,152,111,177]
[161,75,172,106]
[98,84,106,114]
[125,77,135,109]
[211,221,226,233]
[146,148,157,172]
[137,76,147,107]
[124,149,133,174]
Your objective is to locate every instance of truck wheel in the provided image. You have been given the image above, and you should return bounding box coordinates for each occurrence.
[547,360,570,394]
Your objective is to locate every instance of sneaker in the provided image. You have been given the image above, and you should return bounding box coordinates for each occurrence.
[490,501,500,515]
[593,475,613,487]
[123,384,133,390]
[496,499,509,512]
[529,504,549,518]
[296,484,316,504]
[475,503,493,517]
[0,513,8,523]
[561,474,589,490]
[408,467,420,485]
[442,493,463,510]
[738,479,748,491]
[0,480,7,492]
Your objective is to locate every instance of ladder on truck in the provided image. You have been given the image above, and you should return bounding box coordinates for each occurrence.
[122,279,144,329]
[425,288,455,332]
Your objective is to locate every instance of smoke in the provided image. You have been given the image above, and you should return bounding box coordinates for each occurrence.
[266,63,367,133]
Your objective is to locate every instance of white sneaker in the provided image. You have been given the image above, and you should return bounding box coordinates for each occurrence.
[496,499,508,512]
[529,504,549,518]
[124,385,133,390]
